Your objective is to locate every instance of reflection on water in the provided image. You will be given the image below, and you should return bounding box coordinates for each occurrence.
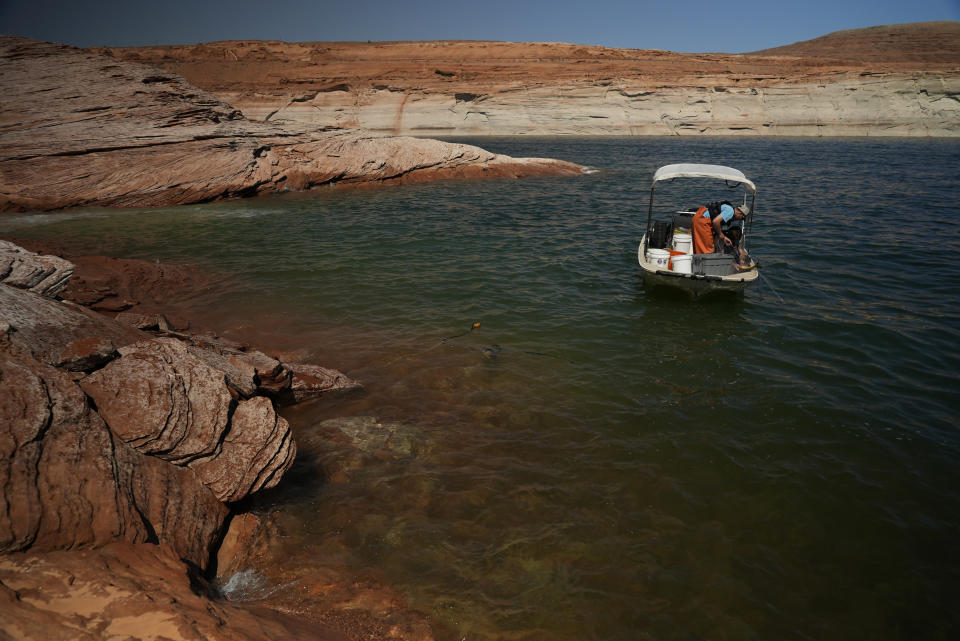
[3,137,960,640]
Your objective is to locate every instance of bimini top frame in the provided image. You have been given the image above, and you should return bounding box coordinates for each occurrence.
[651,163,757,193]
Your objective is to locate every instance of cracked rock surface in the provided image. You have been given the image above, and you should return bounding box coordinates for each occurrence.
[0,242,357,566]
[0,237,413,639]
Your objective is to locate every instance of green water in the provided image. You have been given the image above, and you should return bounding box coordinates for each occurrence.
[3,137,959,640]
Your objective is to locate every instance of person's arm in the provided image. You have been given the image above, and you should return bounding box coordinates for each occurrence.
[712,216,732,246]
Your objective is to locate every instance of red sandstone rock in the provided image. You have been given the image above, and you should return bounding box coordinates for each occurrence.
[52,335,119,372]
[0,274,314,565]
[0,350,228,568]
[78,336,303,503]
[0,283,142,368]
[0,543,350,641]
[185,344,296,399]
[0,239,74,298]
[112,23,960,100]
[240,350,293,394]
[0,37,583,212]
[189,396,296,503]
[80,337,232,463]
[187,343,262,397]
[217,512,265,578]
[101,22,960,137]
[750,21,960,62]
[287,361,363,404]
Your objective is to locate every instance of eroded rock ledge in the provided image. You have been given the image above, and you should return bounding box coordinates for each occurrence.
[100,21,960,137]
[0,242,376,640]
[0,36,584,212]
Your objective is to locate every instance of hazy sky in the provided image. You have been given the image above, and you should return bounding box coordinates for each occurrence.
[1,0,958,53]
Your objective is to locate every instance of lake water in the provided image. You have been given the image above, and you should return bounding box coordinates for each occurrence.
[3,137,959,640]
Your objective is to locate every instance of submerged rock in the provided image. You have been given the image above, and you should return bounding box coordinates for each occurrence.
[322,416,423,458]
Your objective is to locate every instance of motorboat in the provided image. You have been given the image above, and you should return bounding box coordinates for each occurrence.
[638,163,759,297]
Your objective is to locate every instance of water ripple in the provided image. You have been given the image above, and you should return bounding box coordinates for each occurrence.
[5,137,960,641]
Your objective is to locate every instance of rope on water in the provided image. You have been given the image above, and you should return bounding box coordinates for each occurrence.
[441,321,482,342]
[759,271,785,304]
[383,320,575,366]
[378,321,482,368]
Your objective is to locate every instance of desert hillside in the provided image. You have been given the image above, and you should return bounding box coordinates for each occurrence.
[749,20,960,63]
[101,21,960,136]
[0,37,581,211]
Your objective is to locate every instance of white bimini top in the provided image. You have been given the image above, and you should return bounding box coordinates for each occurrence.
[652,163,756,193]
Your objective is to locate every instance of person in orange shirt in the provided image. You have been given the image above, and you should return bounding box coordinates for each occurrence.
[691,201,749,254]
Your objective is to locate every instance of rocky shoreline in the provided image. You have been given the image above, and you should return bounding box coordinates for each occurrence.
[0,36,584,213]
[0,33,588,639]
[0,237,440,640]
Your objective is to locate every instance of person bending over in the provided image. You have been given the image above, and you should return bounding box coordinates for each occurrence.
[692,201,749,254]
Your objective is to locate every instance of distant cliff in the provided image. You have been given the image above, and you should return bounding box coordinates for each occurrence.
[0,37,582,212]
[102,21,960,137]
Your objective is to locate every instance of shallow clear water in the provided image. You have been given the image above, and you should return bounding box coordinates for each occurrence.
[4,137,960,640]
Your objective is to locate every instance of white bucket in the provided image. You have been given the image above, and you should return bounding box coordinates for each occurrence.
[672,233,692,255]
[671,254,693,274]
[646,248,670,269]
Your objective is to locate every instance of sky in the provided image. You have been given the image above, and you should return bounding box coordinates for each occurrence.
[1,0,958,53]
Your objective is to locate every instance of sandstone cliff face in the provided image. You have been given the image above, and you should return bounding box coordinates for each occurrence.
[224,74,958,136]
[0,295,230,569]
[0,37,583,212]
[107,22,960,137]
[0,243,358,564]
[0,241,386,638]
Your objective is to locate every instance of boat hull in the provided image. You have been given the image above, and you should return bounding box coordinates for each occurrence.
[638,238,758,298]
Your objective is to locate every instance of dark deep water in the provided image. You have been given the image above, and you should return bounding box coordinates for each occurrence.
[4,137,959,640]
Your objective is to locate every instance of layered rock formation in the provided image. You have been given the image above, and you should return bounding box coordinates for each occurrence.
[0,243,358,558]
[0,241,376,639]
[0,239,74,298]
[0,37,583,212]
[0,342,229,568]
[105,21,960,137]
